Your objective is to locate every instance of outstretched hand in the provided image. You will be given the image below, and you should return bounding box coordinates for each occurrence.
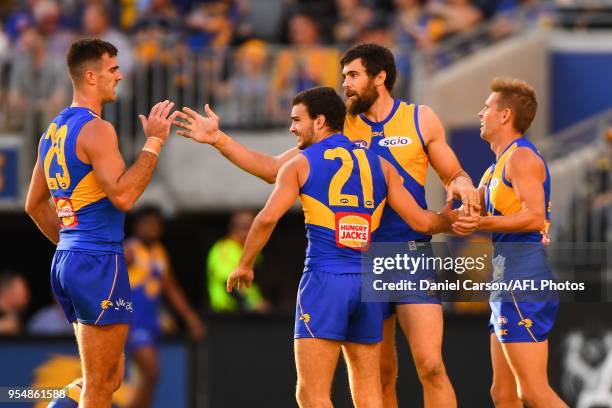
[227,266,254,293]
[173,104,221,144]
[138,100,179,144]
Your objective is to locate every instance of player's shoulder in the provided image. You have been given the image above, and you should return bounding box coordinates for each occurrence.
[506,143,545,174]
[282,152,308,171]
[79,117,118,145]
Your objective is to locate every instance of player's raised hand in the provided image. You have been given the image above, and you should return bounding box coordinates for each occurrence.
[227,266,254,292]
[138,100,180,144]
[174,104,220,144]
[447,176,480,216]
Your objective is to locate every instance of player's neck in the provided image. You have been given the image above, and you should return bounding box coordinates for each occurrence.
[71,92,103,116]
[491,130,522,158]
[363,91,394,123]
[312,129,338,145]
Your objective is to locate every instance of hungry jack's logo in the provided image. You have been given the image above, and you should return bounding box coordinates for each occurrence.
[54,197,78,227]
[335,212,371,250]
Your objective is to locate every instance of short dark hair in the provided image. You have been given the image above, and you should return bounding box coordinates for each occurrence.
[292,87,346,133]
[340,43,396,92]
[134,205,163,223]
[66,38,118,83]
[491,77,537,134]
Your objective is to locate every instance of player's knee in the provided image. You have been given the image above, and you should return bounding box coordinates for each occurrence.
[296,383,332,408]
[490,382,519,406]
[517,385,542,407]
[414,356,446,383]
[380,356,398,390]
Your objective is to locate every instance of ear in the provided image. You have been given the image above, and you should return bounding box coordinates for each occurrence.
[375,70,387,87]
[501,108,512,126]
[315,114,326,130]
[84,69,96,86]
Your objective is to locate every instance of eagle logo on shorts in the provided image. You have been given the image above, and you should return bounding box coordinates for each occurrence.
[518,318,533,328]
[100,300,113,310]
[299,313,311,324]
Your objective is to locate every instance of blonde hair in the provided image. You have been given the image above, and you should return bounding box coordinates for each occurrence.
[491,77,537,134]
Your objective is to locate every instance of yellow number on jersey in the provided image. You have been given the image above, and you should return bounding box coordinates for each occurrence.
[43,123,71,190]
[323,147,374,208]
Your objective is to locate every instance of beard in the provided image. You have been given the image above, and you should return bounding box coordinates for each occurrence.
[296,126,315,150]
[346,81,379,116]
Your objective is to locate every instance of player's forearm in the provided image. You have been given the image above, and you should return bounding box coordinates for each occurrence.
[165,284,199,323]
[111,151,158,211]
[478,211,545,233]
[26,202,60,245]
[238,215,277,269]
[421,211,451,235]
[217,139,281,184]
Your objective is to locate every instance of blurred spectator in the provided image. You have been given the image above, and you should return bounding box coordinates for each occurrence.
[82,2,134,76]
[132,0,181,65]
[333,0,375,44]
[393,0,445,50]
[185,0,234,52]
[426,0,484,39]
[3,0,36,43]
[216,39,272,126]
[207,210,270,313]
[32,0,74,59]
[0,271,30,335]
[26,300,72,335]
[125,205,205,408]
[7,26,69,137]
[270,12,340,120]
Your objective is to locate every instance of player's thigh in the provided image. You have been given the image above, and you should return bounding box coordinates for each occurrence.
[490,334,518,397]
[294,338,341,391]
[380,313,397,371]
[396,303,444,362]
[501,340,550,389]
[343,341,382,382]
[77,322,129,381]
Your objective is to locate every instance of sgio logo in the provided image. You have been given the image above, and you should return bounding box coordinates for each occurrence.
[378,136,412,148]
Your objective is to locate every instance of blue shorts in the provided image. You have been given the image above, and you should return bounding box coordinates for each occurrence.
[51,250,133,325]
[125,325,159,353]
[488,246,559,342]
[295,271,385,344]
[489,299,559,343]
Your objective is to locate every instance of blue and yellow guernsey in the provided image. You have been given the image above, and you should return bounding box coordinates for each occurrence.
[125,238,168,329]
[480,137,551,244]
[39,107,125,254]
[300,134,387,273]
[344,100,429,242]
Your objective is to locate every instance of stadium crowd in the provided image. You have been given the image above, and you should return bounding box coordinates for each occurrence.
[0,0,558,137]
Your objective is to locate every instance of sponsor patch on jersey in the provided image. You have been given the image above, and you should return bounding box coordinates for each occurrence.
[353,140,368,148]
[335,212,371,250]
[54,197,78,227]
[378,136,413,148]
[497,315,508,326]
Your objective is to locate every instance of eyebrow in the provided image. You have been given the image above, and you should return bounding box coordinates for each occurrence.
[109,65,119,71]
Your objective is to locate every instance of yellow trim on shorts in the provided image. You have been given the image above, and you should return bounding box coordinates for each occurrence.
[510,290,538,343]
[94,254,119,325]
[297,290,315,338]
